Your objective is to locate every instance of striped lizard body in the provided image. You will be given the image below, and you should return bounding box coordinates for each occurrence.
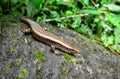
[21,17,80,54]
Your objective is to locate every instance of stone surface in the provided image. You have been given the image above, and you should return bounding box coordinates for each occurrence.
[0,15,120,79]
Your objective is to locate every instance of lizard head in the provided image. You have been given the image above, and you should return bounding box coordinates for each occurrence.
[69,46,80,54]
[74,48,80,54]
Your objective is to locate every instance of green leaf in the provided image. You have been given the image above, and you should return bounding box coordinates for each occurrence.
[54,17,61,22]
[114,26,120,45]
[94,18,100,23]
[107,35,114,45]
[83,9,99,15]
[10,7,21,15]
[56,0,75,8]
[32,0,43,6]
[78,0,89,5]
[71,17,81,29]
[66,10,73,15]
[105,13,120,26]
[50,11,59,18]
[76,24,92,35]
[101,34,108,47]
[32,0,43,11]
[11,0,19,4]
[26,1,36,17]
[21,0,29,5]
[83,0,89,5]
[1,0,8,3]
[101,34,114,47]
[107,4,120,12]
[116,0,120,2]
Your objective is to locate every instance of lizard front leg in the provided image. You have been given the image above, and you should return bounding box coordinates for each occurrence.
[22,28,32,34]
[51,45,59,54]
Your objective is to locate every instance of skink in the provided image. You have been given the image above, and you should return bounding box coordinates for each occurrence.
[21,17,80,54]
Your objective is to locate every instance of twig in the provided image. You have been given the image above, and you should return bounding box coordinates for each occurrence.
[83,19,89,27]
[45,14,88,22]
[90,0,99,8]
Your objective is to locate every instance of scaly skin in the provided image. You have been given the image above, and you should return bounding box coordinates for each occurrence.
[21,17,80,54]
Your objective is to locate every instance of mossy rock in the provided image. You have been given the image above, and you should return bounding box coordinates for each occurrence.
[0,15,120,79]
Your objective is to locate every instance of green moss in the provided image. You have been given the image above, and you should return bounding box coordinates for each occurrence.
[6,64,11,69]
[18,68,27,79]
[86,66,93,74]
[60,52,75,63]
[58,62,67,78]
[12,33,17,38]
[15,58,22,67]
[9,47,17,53]
[34,50,44,61]
[59,69,67,78]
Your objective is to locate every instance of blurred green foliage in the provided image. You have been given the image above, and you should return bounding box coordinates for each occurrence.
[0,0,120,54]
